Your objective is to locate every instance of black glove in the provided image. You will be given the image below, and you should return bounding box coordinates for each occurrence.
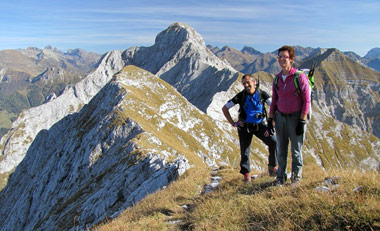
[267,118,275,136]
[267,118,273,130]
[296,119,306,135]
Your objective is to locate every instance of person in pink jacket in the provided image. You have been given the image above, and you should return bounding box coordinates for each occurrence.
[267,45,310,186]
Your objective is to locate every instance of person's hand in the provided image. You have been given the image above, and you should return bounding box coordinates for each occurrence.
[296,119,306,135]
[267,118,273,130]
[266,118,275,136]
[233,120,243,129]
[264,129,274,137]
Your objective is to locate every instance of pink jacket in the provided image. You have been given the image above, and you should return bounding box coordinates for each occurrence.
[269,67,311,115]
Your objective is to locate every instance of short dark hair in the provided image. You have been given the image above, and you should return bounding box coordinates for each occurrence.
[278,45,295,60]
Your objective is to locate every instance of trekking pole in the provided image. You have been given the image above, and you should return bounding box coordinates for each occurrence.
[256,75,260,89]
[308,61,316,77]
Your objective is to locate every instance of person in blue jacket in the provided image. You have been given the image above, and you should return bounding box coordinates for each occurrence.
[222,74,277,182]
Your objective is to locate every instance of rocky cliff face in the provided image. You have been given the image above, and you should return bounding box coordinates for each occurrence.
[0,65,239,230]
[298,49,380,138]
[0,50,125,173]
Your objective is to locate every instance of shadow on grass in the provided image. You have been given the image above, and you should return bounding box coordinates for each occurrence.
[238,178,277,195]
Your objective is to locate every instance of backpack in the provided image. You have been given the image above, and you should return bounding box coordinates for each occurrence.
[239,77,268,121]
[274,62,316,119]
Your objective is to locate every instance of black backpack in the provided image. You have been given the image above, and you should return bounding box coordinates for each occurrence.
[238,78,268,121]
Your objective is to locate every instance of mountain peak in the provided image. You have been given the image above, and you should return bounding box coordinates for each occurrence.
[155,22,205,49]
[122,22,238,112]
[318,48,349,62]
[25,46,42,52]
[66,48,85,57]
[241,46,262,55]
[43,45,62,54]
[365,47,380,59]
[219,46,240,53]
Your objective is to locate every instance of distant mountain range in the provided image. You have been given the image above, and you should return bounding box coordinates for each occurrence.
[207,45,380,74]
[0,22,379,230]
[0,46,101,137]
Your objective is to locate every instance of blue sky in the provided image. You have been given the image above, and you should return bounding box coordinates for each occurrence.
[1,0,379,56]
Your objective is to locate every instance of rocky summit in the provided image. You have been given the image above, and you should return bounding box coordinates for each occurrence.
[122,22,239,112]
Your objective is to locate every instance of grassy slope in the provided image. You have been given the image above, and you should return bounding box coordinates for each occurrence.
[94,164,380,231]
[111,66,241,168]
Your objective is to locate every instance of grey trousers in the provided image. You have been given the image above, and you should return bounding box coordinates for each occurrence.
[274,111,305,182]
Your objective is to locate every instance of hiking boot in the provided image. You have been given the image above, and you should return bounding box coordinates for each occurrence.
[243,173,251,183]
[290,173,301,184]
[275,178,283,187]
[268,165,278,177]
[275,174,287,187]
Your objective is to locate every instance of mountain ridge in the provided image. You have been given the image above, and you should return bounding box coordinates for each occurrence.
[0,50,124,173]
[0,65,191,230]
[209,44,380,73]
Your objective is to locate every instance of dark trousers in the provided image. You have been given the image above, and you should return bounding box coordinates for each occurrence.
[237,122,277,174]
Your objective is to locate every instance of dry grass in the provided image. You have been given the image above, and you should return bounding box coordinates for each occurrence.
[0,170,11,191]
[93,166,211,231]
[93,164,380,231]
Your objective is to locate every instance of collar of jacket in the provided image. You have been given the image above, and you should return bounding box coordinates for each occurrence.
[277,67,297,78]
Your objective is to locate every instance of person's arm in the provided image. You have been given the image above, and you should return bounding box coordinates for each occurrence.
[222,105,235,126]
[260,90,272,106]
[300,113,307,120]
[266,98,272,106]
[222,92,244,127]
